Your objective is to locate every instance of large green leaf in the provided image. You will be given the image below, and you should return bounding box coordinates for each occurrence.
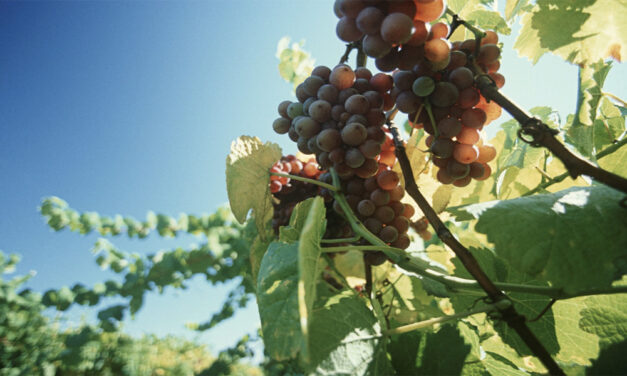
[514,0,626,65]
[298,197,327,362]
[465,186,626,292]
[256,242,302,360]
[505,0,532,20]
[598,142,627,177]
[587,340,627,375]
[305,287,391,375]
[579,294,627,347]
[225,136,281,237]
[276,37,314,89]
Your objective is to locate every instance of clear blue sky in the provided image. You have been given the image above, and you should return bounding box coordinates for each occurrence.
[0,0,624,357]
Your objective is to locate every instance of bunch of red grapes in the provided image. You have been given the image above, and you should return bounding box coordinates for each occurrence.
[334,0,450,72]
[269,155,323,233]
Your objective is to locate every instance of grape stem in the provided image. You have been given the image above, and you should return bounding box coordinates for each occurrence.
[383,303,497,336]
[387,121,566,376]
[424,99,439,139]
[270,172,337,191]
[320,235,361,244]
[523,138,627,196]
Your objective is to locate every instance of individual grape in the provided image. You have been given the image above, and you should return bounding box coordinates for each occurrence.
[303,75,325,97]
[377,170,399,190]
[402,204,415,218]
[330,64,356,90]
[459,39,476,53]
[355,158,379,178]
[339,0,365,18]
[317,84,339,104]
[429,22,450,39]
[309,137,324,154]
[302,161,319,177]
[430,53,451,71]
[414,0,445,22]
[436,167,454,184]
[361,33,390,58]
[393,70,417,91]
[476,144,497,163]
[453,143,479,164]
[392,216,410,233]
[392,233,410,249]
[329,148,345,164]
[388,0,416,17]
[449,67,474,90]
[364,251,388,266]
[432,156,448,168]
[344,94,370,114]
[355,6,384,34]
[453,175,472,187]
[430,82,459,108]
[359,139,381,158]
[353,78,371,93]
[485,60,500,73]
[295,117,321,138]
[308,100,332,123]
[489,72,505,89]
[424,38,450,63]
[482,30,499,45]
[288,126,299,142]
[477,44,501,64]
[370,188,390,206]
[446,50,467,71]
[338,87,359,104]
[364,217,383,234]
[461,108,487,128]
[476,163,491,180]
[345,194,362,211]
[297,137,312,154]
[375,48,400,72]
[381,12,413,44]
[375,205,395,224]
[468,162,485,179]
[311,65,332,81]
[406,19,429,46]
[388,185,405,201]
[345,148,366,168]
[412,76,435,97]
[456,126,480,145]
[363,91,383,109]
[336,16,364,42]
[430,138,455,158]
[270,180,282,193]
[335,162,355,179]
[317,129,342,152]
[287,102,304,119]
[478,97,502,123]
[370,73,393,92]
[303,97,315,115]
[379,225,399,243]
[457,87,480,109]
[273,117,291,134]
[364,176,379,192]
[278,100,291,118]
[395,90,421,113]
[341,122,368,146]
[437,117,462,138]
[317,151,332,169]
[447,160,470,179]
[357,199,376,217]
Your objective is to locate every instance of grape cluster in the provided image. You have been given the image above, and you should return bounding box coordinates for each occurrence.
[273,64,395,180]
[334,0,448,72]
[269,155,323,232]
[387,33,504,186]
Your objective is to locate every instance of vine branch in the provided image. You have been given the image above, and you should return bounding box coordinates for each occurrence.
[388,121,565,375]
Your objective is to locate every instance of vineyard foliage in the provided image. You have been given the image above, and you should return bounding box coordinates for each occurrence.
[2,0,626,375]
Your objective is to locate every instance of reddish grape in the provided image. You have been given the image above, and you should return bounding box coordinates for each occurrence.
[330,64,356,90]
[461,108,487,128]
[456,126,480,145]
[381,12,414,44]
[356,6,385,35]
[453,143,479,164]
[380,225,399,243]
[377,170,400,190]
[436,167,454,184]
[424,38,451,63]
[476,144,496,163]
[414,0,445,22]
[453,175,472,187]
[447,159,470,179]
[429,22,450,39]
[437,117,462,138]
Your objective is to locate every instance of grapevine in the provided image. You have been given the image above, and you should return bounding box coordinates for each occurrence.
[225,1,627,375]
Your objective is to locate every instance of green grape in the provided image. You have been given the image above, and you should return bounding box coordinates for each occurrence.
[412,76,435,97]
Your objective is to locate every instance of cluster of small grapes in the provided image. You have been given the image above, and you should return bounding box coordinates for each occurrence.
[334,0,448,72]
[387,33,504,186]
[269,155,323,233]
[273,64,395,180]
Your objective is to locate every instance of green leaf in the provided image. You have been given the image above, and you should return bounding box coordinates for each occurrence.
[416,324,471,375]
[579,295,627,346]
[466,10,512,35]
[514,0,626,65]
[256,241,302,361]
[598,142,627,176]
[297,197,326,362]
[276,37,314,89]
[225,136,282,237]
[305,287,391,375]
[470,186,627,292]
